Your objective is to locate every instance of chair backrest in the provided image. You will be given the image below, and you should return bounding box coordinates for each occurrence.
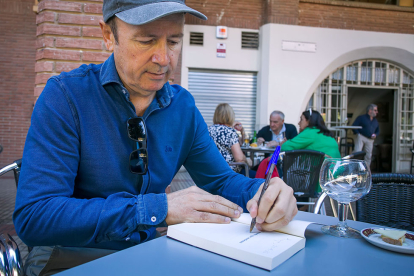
[282,150,325,198]
[356,173,414,231]
[0,159,22,188]
[342,151,366,160]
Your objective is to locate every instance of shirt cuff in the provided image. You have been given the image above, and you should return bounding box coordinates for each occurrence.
[136,193,168,226]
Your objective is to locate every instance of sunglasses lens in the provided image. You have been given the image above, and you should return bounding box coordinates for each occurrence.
[127,118,146,142]
[129,149,148,174]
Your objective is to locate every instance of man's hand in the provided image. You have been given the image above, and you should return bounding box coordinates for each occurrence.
[371,134,376,139]
[267,140,278,147]
[165,186,243,225]
[246,178,297,231]
[257,137,265,145]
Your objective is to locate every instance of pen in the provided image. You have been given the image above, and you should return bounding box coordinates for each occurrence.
[250,145,281,232]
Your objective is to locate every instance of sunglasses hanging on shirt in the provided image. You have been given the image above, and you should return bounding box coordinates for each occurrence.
[127,117,148,174]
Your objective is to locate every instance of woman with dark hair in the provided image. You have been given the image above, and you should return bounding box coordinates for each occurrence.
[281,109,341,158]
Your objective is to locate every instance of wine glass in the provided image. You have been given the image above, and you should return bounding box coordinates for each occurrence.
[319,158,372,238]
[243,134,250,147]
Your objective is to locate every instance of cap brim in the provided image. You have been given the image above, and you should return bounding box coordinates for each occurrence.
[115,2,207,25]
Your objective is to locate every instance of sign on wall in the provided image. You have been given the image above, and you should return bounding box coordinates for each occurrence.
[216,26,228,39]
[217,43,226,58]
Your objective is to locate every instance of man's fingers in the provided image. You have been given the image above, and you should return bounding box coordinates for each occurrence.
[190,211,231,224]
[258,200,298,231]
[198,194,243,217]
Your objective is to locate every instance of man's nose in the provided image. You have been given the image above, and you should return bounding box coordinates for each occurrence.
[152,40,170,66]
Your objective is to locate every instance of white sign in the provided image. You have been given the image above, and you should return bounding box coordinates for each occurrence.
[282,41,317,53]
[217,43,226,58]
[216,26,228,39]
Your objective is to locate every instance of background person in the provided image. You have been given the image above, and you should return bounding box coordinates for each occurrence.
[281,109,341,159]
[257,111,298,147]
[208,103,255,178]
[352,104,379,166]
[13,1,297,274]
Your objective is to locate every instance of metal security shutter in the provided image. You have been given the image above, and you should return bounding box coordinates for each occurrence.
[188,69,257,136]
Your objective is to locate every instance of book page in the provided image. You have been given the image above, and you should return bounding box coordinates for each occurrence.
[167,220,305,270]
[232,213,313,238]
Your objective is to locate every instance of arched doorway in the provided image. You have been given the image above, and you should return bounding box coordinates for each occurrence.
[307,59,414,173]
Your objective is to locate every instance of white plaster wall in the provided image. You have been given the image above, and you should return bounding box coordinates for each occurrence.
[181,25,260,91]
[260,24,414,129]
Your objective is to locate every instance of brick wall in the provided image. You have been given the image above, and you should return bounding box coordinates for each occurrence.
[299,0,414,34]
[0,0,37,167]
[34,0,111,97]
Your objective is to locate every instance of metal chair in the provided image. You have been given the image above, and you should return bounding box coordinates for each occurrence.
[339,137,354,156]
[410,141,414,174]
[0,159,22,187]
[342,151,366,161]
[229,162,249,177]
[281,150,326,213]
[0,159,25,275]
[356,173,414,231]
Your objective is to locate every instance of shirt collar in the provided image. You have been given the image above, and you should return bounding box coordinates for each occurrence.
[270,124,286,135]
[99,53,173,109]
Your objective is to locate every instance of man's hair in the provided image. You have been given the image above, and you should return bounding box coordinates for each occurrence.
[270,110,285,120]
[213,103,235,126]
[366,104,377,113]
[107,16,119,44]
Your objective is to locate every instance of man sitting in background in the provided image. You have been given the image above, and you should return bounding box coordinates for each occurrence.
[257,111,298,147]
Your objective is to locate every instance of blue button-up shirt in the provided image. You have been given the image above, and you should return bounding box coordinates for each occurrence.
[352,114,380,139]
[14,54,263,250]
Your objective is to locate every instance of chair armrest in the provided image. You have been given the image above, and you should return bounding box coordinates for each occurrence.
[313,192,328,215]
[229,162,249,177]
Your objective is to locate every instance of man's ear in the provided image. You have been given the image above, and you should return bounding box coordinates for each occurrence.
[100,20,115,51]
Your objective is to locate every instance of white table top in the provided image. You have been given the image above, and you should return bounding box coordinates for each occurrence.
[330,126,362,130]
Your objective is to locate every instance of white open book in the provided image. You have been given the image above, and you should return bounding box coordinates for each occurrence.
[167,213,313,270]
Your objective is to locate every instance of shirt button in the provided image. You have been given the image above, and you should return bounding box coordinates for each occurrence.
[151,216,157,222]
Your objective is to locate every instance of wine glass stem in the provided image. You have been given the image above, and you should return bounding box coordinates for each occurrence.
[337,203,349,230]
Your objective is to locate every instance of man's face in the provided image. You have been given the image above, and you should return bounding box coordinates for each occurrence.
[105,14,184,97]
[269,114,284,133]
[369,107,378,118]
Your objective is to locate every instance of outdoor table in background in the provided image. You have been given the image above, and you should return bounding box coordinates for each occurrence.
[56,211,414,276]
[241,146,275,167]
[330,126,362,156]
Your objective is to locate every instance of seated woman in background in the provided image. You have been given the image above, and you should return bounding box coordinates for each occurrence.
[281,109,341,158]
[208,103,256,178]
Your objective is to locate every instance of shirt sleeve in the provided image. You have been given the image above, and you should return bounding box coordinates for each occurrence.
[352,116,361,134]
[281,129,313,152]
[227,128,240,148]
[13,79,164,248]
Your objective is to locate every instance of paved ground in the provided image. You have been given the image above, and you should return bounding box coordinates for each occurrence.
[1,167,350,265]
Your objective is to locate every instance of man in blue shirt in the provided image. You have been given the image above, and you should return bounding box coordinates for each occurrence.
[14,0,297,274]
[352,104,380,166]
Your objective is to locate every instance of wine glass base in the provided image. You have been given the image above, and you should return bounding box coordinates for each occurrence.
[321,225,361,239]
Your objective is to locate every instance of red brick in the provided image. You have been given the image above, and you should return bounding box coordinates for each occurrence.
[34,86,46,97]
[36,48,81,61]
[38,0,83,13]
[36,37,55,49]
[82,51,111,62]
[56,38,103,50]
[35,73,58,85]
[36,11,55,24]
[58,13,102,26]
[35,61,54,72]
[83,26,103,38]
[37,24,81,36]
[84,3,103,14]
[55,62,83,72]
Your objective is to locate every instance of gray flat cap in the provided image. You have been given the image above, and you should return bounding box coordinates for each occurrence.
[103,0,207,25]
